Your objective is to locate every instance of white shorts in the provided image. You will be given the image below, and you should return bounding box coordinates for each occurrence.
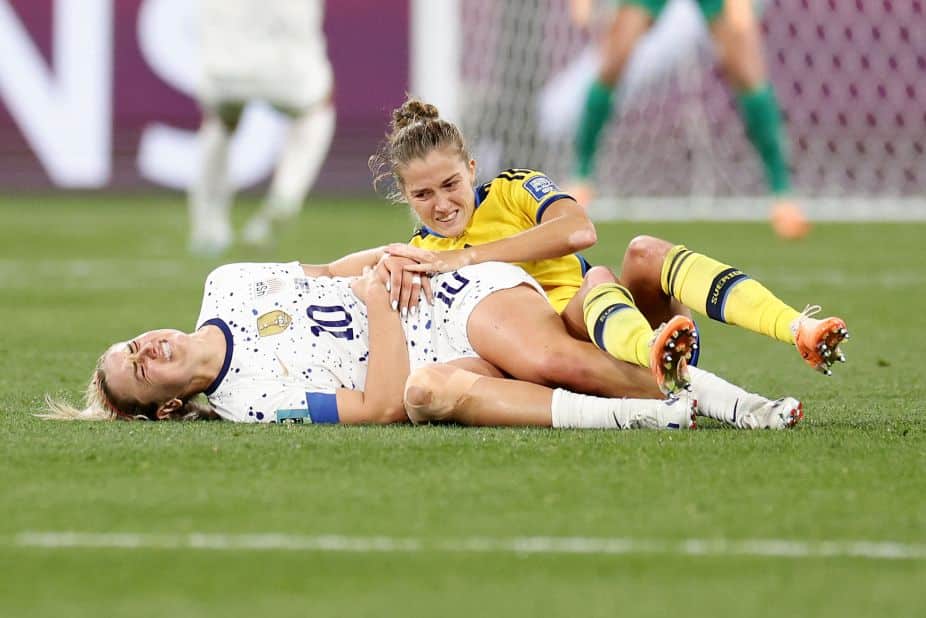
[197,0,332,111]
[198,56,333,112]
[404,262,544,369]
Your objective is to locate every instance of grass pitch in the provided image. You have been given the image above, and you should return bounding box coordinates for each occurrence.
[1,194,924,617]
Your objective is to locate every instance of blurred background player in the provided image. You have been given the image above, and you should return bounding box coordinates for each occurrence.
[569,0,809,239]
[189,0,336,254]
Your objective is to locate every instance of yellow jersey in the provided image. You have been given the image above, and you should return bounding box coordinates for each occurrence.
[409,168,589,313]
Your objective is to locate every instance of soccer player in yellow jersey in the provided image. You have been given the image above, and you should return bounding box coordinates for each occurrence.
[374,97,849,395]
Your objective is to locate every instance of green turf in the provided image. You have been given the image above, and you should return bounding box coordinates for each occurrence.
[1,194,924,617]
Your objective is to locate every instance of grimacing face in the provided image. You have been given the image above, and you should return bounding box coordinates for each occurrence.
[101,329,197,409]
[400,149,477,238]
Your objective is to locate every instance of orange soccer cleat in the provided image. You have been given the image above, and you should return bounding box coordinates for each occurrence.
[649,315,698,395]
[771,199,811,240]
[791,305,850,376]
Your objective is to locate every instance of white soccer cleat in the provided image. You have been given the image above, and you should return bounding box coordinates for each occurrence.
[242,200,302,247]
[733,396,803,430]
[629,395,697,430]
[241,214,273,247]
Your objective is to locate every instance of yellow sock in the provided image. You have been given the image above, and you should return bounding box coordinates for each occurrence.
[660,245,800,343]
[583,283,653,367]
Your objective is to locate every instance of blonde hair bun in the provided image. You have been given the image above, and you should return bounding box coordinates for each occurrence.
[392,98,440,131]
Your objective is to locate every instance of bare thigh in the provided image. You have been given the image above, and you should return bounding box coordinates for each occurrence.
[599,5,655,85]
[710,0,767,91]
[466,285,659,398]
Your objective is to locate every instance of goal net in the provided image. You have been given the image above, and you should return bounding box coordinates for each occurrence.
[453,0,926,220]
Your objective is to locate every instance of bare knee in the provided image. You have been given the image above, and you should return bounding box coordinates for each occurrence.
[584,265,618,289]
[712,13,765,89]
[562,266,621,339]
[404,364,480,424]
[622,236,673,282]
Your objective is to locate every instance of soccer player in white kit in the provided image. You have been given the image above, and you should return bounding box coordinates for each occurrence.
[46,261,716,429]
[196,261,703,428]
[190,0,336,253]
[46,257,803,430]
[194,261,560,423]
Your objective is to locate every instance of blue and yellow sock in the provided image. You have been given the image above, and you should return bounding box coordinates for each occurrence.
[583,283,653,367]
[660,245,800,343]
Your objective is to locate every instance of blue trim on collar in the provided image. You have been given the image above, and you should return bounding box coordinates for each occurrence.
[474,184,489,208]
[200,318,233,396]
[419,225,445,239]
[576,253,591,275]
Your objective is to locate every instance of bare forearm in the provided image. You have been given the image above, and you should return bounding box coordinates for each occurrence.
[466,202,596,265]
[301,247,386,278]
[359,290,409,421]
[471,219,594,264]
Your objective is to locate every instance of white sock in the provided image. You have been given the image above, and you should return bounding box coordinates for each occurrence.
[687,366,767,427]
[189,114,233,245]
[264,103,336,219]
[552,388,676,429]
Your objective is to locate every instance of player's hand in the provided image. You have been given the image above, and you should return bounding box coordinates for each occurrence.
[350,266,388,305]
[402,248,473,275]
[383,243,437,264]
[375,255,434,314]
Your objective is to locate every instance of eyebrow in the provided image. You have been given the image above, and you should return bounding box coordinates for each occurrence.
[411,174,461,195]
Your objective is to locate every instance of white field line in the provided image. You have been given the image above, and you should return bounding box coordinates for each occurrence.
[12,532,926,561]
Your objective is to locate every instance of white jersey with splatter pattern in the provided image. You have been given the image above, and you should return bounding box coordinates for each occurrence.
[195,262,542,423]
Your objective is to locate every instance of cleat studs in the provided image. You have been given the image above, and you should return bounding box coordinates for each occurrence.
[667,341,676,349]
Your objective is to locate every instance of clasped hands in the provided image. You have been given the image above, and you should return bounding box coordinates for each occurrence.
[352,244,472,314]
